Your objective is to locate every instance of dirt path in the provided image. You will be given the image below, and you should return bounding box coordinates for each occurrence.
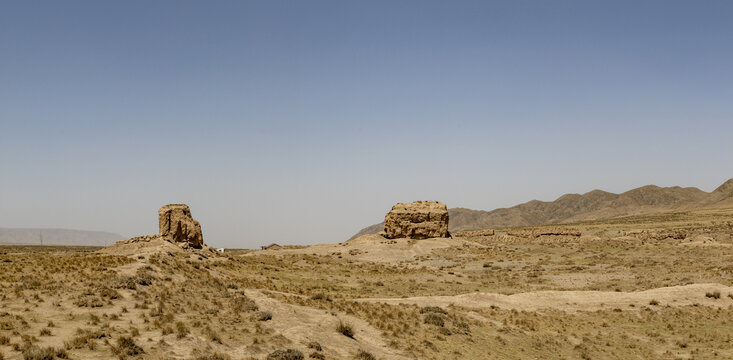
[357,283,733,312]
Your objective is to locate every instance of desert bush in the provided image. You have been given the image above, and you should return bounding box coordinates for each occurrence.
[194,353,231,360]
[254,310,272,321]
[307,341,322,351]
[109,276,138,290]
[337,320,354,338]
[706,291,721,299]
[134,272,154,286]
[0,335,8,345]
[309,352,325,359]
[355,349,376,360]
[65,331,98,351]
[21,345,68,360]
[649,299,659,305]
[310,293,331,301]
[204,326,222,344]
[232,295,258,312]
[111,336,143,357]
[419,306,447,315]
[39,328,52,336]
[267,349,304,360]
[73,296,104,308]
[175,321,189,339]
[423,313,445,327]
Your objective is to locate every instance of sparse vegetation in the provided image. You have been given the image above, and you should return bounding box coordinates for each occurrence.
[0,205,732,359]
[112,336,143,357]
[194,353,231,360]
[254,310,272,321]
[337,320,354,338]
[21,345,68,360]
[423,312,445,327]
[267,349,304,360]
[175,321,190,339]
[355,349,376,360]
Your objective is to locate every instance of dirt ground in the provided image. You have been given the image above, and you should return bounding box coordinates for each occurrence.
[1,206,732,359]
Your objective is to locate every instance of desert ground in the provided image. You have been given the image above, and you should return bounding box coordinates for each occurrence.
[1,206,732,360]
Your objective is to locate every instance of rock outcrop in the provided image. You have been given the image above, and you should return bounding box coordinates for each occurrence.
[384,201,449,239]
[158,204,203,248]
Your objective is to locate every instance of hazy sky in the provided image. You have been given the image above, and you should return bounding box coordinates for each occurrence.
[2,1,732,248]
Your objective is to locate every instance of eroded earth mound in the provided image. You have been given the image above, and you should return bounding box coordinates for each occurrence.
[102,204,208,256]
[158,204,203,248]
[385,201,449,239]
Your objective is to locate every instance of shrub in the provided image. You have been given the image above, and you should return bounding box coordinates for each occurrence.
[355,349,376,360]
[649,299,659,306]
[0,336,8,345]
[195,353,231,360]
[419,306,447,315]
[254,311,272,321]
[337,320,354,338]
[307,341,322,351]
[112,336,143,357]
[39,328,52,336]
[232,296,258,312]
[266,349,304,360]
[21,345,68,360]
[310,293,330,301]
[706,291,721,299]
[309,352,325,359]
[204,326,222,344]
[423,313,445,327]
[175,321,189,339]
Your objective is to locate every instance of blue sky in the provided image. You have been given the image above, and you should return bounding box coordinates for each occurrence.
[2,1,732,247]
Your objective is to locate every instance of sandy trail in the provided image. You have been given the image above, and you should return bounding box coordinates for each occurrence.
[357,283,733,312]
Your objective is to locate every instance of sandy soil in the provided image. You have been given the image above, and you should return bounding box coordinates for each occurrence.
[358,283,733,312]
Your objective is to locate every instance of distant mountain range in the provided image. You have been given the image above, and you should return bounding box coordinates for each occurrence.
[0,228,125,246]
[351,178,733,239]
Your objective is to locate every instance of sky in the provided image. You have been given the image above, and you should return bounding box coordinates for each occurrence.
[2,1,733,248]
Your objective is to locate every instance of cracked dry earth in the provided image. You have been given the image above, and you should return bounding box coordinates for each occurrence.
[1,206,733,359]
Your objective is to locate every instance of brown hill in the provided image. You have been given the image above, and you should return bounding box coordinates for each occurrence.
[350,178,733,238]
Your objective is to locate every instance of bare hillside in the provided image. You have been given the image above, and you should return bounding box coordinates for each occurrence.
[351,178,733,238]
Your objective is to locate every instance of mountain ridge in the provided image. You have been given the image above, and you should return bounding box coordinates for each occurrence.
[350,178,733,239]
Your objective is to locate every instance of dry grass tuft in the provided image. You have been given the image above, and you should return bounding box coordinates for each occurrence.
[266,348,304,360]
[111,336,143,358]
[355,349,376,360]
[337,320,354,338]
[21,345,68,360]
